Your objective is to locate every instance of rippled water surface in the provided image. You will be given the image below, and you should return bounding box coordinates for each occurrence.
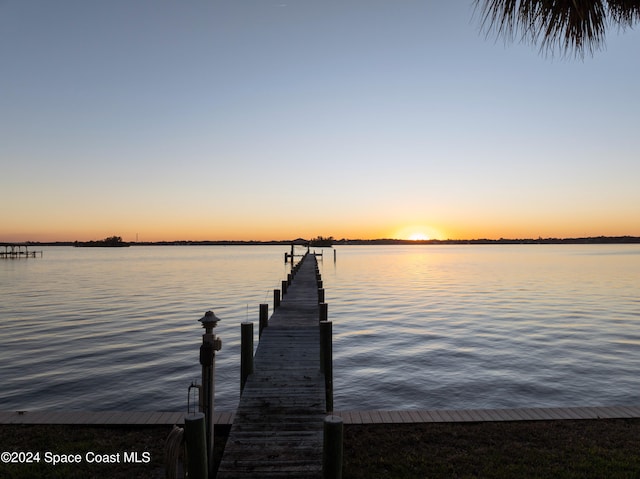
[1,244,639,411]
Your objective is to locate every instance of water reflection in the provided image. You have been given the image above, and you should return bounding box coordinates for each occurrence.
[1,244,639,411]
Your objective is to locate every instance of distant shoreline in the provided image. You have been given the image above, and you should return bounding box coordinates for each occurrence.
[16,235,640,247]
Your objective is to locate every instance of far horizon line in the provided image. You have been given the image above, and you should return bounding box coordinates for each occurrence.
[8,235,640,246]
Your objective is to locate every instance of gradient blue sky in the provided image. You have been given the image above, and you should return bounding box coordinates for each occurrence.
[2,1,639,242]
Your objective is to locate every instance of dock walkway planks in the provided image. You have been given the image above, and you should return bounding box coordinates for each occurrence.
[216,253,327,479]
[2,406,640,426]
[0,410,186,426]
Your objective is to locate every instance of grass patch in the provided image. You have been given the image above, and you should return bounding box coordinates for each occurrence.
[0,424,228,479]
[343,419,640,478]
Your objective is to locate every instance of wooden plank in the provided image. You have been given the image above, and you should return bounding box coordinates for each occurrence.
[456,409,479,422]
[569,407,597,419]
[349,410,364,424]
[539,408,568,420]
[456,409,482,421]
[497,408,523,421]
[407,410,424,423]
[479,408,510,422]
[358,411,374,424]
[427,409,449,422]
[435,409,459,422]
[603,406,634,418]
[416,409,439,422]
[517,408,547,420]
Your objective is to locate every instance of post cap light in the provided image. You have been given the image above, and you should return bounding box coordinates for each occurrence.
[199,310,221,328]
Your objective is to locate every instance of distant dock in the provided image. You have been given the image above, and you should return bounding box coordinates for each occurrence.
[0,243,42,259]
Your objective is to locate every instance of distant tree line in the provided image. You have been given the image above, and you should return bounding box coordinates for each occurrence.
[23,235,640,247]
[74,236,129,247]
[333,236,640,245]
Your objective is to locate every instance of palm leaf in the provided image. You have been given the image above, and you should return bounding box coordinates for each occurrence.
[475,0,639,56]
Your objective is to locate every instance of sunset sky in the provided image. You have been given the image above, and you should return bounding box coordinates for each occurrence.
[2,1,639,242]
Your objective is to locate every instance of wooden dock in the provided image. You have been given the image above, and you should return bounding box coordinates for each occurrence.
[216,253,327,479]
[2,405,640,426]
[0,243,42,259]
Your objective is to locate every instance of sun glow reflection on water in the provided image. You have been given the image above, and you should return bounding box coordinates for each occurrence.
[323,244,640,410]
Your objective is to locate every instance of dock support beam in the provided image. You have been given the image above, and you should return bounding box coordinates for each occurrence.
[323,415,344,479]
[241,322,254,393]
[319,302,328,323]
[259,303,268,339]
[274,289,281,309]
[184,413,208,479]
[320,320,333,412]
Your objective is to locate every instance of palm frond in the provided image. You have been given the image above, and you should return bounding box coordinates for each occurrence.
[475,0,639,57]
[606,0,640,26]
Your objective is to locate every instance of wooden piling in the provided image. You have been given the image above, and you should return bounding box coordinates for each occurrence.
[322,415,344,479]
[318,288,325,304]
[282,279,288,295]
[274,288,281,308]
[259,303,268,339]
[184,413,208,479]
[320,320,333,412]
[319,302,328,323]
[240,322,254,393]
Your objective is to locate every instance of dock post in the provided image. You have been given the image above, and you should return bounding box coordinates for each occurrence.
[318,288,325,304]
[198,311,221,478]
[322,415,344,479]
[320,320,333,412]
[319,302,328,323]
[259,303,268,339]
[274,289,281,308]
[241,322,254,393]
[184,413,208,479]
[282,280,288,295]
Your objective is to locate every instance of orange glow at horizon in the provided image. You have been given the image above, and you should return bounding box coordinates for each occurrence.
[2,217,639,244]
[393,225,447,241]
[408,233,430,241]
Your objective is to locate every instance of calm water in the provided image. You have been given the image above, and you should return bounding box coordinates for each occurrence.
[1,244,639,411]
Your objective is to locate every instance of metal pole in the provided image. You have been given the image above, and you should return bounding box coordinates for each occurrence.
[198,311,222,478]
